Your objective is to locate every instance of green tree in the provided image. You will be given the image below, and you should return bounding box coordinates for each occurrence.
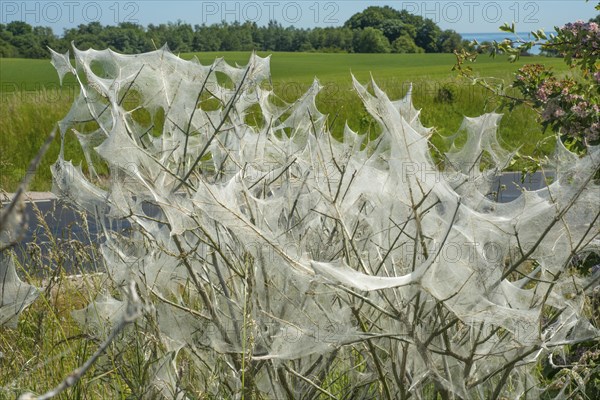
[192,24,221,51]
[239,21,259,51]
[3,23,56,58]
[391,35,424,53]
[147,23,169,48]
[0,24,19,57]
[353,27,391,53]
[0,36,18,57]
[308,27,329,50]
[157,21,194,52]
[321,27,353,52]
[0,5,466,58]
[415,19,441,52]
[379,19,416,43]
[63,23,106,51]
[344,5,402,31]
[260,21,296,51]
[438,29,463,53]
[101,23,151,53]
[5,21,32,36]
[290,28,312,52]
[344,6,457,53]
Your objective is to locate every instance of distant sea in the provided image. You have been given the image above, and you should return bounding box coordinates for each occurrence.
[460,32,543,54]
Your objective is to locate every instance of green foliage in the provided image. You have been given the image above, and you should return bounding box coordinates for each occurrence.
[343,5,404,31]
[1,6,466,58]
[391,35,424,54]
[548,19,599,73]
[379,19,416,43]
[415,19,442,53]
[437,29,463,53]
[344,5,462,54]
[435,82,458,103]
[454,4,600,150]
[0,22,59,58]
[352,27,391,53]
[512,63,599,146]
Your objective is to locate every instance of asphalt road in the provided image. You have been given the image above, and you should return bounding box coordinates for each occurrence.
[1,192,130,274]
[486,170,556,202]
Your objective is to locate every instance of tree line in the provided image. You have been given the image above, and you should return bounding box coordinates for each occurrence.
[0,6,470,58]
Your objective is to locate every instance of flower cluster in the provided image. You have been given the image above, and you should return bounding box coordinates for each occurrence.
[512,63,599,145]
[453,4,600,150]
[549,20,600,72]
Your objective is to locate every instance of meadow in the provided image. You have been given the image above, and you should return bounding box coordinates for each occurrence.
[0,52,568,192]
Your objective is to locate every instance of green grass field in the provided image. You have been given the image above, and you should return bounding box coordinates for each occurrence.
[0,51,567,90]
[1,52,568,191]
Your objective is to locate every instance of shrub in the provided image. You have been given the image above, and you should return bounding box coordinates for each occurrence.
[19,45,595,399]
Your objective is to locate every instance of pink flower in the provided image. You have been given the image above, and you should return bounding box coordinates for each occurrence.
[587,22,599,33]
[566,94,583,102]
[586,123,600,142]
[536,87,549,102]
[542,103,560,121]
[571,102,588,118]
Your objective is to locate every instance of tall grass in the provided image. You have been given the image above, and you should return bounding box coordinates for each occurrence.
[0,199,104,398]
[0,52,565,192]
[0,90,71,192]
[0,199,163,399]
[0,78,554,192]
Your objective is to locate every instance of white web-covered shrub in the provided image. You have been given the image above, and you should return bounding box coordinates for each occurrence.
[49,46,599,399]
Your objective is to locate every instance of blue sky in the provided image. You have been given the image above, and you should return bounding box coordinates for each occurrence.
[1,1,598,34]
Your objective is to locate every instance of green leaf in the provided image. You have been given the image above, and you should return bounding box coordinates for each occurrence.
[537,29,547,40]
[499,23,515,33]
